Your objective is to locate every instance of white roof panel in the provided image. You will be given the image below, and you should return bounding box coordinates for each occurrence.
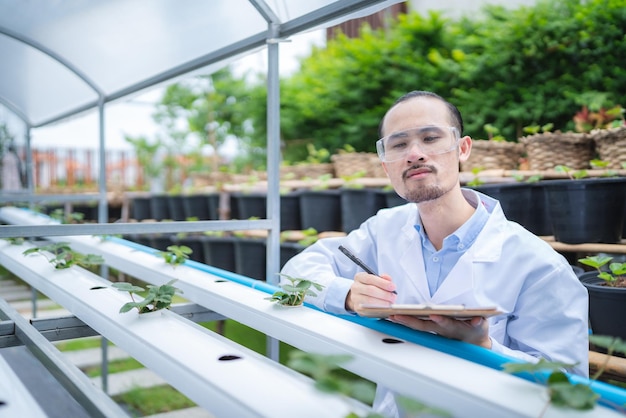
[0,0,402,127]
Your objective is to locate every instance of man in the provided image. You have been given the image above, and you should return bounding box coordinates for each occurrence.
[281,90,589,416]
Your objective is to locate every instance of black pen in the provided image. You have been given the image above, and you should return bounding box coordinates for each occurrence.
[338,245,397,294]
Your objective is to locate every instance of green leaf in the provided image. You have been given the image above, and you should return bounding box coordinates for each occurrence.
[112,282,145,293]
[549,382,598,410]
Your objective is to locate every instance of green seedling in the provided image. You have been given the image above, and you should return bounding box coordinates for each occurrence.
[156,245,192,267]
[504,359,598,414]
[112,279,182,314]
[2,237,25,245]
[288,351,451,418]
[523,123,554,135]
[49,209,85,224]
[554,165,588,180]
[266,273,324,307]
[23,242,104,270]
[504,336,626,416]
[466,167,484,187]
[578,255,626,287]
[298,227,319,247]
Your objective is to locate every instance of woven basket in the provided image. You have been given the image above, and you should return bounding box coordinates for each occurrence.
[591,126,626,169]
[280,163,334,180]
[519,131,594,170]
[331,152,386,178]
[461,140,524,172]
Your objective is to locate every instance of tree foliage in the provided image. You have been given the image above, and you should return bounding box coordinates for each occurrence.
[245,0,626,157]
[152,0,626,169]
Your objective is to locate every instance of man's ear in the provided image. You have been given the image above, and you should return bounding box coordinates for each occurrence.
[458,136,472,163]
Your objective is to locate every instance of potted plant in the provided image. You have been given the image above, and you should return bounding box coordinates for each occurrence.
[578,255,626,341]
[339,170,386,233]
[265,273,324,307]
[573,98,626,170]
[540,164,626,244]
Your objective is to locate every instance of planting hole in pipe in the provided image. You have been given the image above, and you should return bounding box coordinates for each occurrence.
[90,286,107,290]
[382,338,404,344]
[219,354,242,361]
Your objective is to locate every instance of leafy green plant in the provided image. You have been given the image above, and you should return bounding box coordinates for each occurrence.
[578,255,626,288]
[23,242,104,270]
[287,351,451,418]
[112,279,182,314]
[523,123,554,135]
[341,170,367,189]
[504,359,598,414]
[554,165,588,180]
[483,123,506,142]
[156,245,192,267]
[504,335,626,416]
[2,237,25,245]
[49,209,85,224]
[573,104,624,133]
[466,167,484,187]
[266,273,324,307]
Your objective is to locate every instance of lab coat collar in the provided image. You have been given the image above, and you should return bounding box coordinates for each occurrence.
[396,190,508,304]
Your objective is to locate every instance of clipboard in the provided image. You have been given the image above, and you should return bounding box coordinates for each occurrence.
[358,303,503,319]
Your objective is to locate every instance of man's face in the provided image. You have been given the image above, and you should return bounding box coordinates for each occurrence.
[380,97,469,203]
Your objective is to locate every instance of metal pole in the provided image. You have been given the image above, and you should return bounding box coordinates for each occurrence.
[265,22,281,362]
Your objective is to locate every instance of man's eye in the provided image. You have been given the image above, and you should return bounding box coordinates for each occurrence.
[422,135,441,144]
[389,141,407,149]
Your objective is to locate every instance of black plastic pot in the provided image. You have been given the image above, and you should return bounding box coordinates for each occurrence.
[525,182,552,236]
[543,177,626,244]
[340,188,386,233]
[280,241,307,269]
[280,191,302,231]
[299,189,342,232]
[232,192,266,220]
[201,235,237,272]
[379,189,408,208]
[150,195,171,221]
[167,195,186,221]
[234,237,266,281]
[182,194,219,220]
[131,196,152,221]
[580,271,626,340]
[472,182,533,228]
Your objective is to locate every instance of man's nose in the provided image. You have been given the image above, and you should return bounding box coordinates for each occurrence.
[406,140,427,162]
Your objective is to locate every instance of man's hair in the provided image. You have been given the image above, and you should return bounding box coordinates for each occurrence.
[379,90,464,137]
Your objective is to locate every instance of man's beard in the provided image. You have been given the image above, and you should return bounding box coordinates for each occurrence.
[403,185,445,203]
[400,164,446,203]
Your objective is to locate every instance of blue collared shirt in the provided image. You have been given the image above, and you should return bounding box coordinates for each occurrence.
[414,190,490,296]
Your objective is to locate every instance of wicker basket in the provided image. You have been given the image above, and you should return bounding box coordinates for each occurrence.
[591,126,626,169]
[461,140,524,172]
[331,152,386,178]
[519,131,594,170]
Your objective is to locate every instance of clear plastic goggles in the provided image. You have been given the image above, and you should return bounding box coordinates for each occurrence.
[376,125,460,162]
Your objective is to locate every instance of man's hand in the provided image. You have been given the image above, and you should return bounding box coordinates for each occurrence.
[346,272,397,313]
[388,314,492,349]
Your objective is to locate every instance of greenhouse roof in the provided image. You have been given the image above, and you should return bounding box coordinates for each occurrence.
[0,0,400,128]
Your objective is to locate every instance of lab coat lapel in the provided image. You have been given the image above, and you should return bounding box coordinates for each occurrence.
[429,203,506,306]
[397,218,432,302]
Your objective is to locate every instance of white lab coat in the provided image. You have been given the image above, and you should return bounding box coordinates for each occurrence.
[281,189,589,417]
